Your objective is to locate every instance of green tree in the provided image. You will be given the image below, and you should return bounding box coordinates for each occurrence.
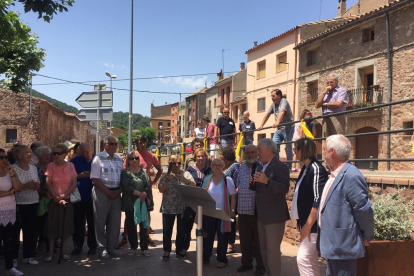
[116,127,157,151]
[0,0,74,93]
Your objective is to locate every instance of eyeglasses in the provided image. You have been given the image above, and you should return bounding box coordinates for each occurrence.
[223,112,229,114]
[0,156,8,160]
[109,143,118,146]
[53,152,64,156]
[174,162,181,166]
[129,157,140,161]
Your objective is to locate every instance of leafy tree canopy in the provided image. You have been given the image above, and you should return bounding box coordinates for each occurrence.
[0,0,74,93]
[118,127,157,150]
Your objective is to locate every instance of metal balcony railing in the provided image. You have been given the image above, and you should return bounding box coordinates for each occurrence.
[347,86,383,109]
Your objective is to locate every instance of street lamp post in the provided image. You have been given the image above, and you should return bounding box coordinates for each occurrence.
[159,125,163,146]
[105,71,117,135]
[128,0,134,152]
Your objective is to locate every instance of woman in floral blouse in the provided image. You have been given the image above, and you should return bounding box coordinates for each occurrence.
[158,155,195,260]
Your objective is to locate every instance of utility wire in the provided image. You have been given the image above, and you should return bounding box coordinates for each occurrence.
[32,71,239,86]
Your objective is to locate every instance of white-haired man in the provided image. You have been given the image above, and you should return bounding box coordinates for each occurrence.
[91,135,124,258]
[315,73,348,136]
[318,135,374,276]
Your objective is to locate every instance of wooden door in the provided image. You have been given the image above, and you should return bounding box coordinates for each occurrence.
[355,127,378,170]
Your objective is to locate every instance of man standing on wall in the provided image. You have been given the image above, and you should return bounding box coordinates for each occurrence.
[214,107,237,148]
[314,73,348,136]
[239,111,256,146]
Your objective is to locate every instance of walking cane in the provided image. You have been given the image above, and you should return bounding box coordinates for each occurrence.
[58,201,67,264]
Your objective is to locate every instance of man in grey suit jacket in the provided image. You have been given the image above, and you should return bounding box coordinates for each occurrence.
[250,138,290,276]
[318,134,374,276]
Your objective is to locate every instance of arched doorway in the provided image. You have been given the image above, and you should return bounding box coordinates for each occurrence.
[355,127,379,170]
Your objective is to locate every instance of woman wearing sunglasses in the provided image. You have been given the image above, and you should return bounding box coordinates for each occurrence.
[44,144,78,262]
[158,155,195,260]
[0,148,24,276]
[121,151,151,257]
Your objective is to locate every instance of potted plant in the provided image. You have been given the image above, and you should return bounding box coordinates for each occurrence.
[357,189,414,275]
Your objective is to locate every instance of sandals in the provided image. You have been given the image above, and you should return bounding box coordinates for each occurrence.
[227,245,236,253]
[162,251,170,260]
[149,228,155,235]
[217,262,227,268]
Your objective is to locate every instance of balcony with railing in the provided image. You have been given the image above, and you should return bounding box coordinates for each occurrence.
[347,86,383,111]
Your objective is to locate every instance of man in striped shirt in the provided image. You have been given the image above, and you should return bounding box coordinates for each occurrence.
[235,144,265,276]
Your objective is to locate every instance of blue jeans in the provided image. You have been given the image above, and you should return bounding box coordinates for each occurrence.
[220,139,234,148]
[272,127,294,168]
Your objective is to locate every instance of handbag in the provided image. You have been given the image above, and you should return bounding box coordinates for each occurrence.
[69,163,81,203]
[145,192,154,212]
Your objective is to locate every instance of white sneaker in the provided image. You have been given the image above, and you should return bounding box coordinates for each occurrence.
[62,255,70,260]
[44,255,53,262]
[12,259,17,268]
[100,250,110,259]
[22,258,38,265]
[6,268,24,276]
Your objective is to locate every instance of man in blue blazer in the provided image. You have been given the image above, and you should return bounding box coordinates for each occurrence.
[318,134,374,276]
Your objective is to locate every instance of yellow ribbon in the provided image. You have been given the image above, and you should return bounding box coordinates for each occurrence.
[235,133,244,158]
[203,138,208,151]
[155,147,159,159]
[300,119,314,139]
[181,144,185,163]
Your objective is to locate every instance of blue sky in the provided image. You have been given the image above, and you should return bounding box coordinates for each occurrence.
[9,0,358,117]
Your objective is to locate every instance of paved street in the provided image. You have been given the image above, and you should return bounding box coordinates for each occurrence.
[3,187,326,276]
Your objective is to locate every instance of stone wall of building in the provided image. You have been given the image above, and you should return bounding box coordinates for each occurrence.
[297,4,414,171]
[0,89,93,150]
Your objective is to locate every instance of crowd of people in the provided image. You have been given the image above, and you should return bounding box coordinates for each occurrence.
[0,73,372,276]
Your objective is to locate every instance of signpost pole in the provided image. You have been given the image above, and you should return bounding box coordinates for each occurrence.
[196,206,203,276]
[96,85,101,154]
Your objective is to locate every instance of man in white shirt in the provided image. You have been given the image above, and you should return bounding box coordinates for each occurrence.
[91,135,124,258]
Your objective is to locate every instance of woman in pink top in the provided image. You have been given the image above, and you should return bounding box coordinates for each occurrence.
[44,144,77,262]
[0,148,24,276]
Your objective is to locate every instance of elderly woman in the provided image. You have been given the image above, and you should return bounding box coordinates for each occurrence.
[12,145,41,265]
[202,158,237,268]
[220,147,240,254]
[181,148,211,257]
[121,151,151,257]
[44,144,77,262]
[35,146,52,253]
[0,148,24,276]
[291,138,327,276]
[158,155,195,260]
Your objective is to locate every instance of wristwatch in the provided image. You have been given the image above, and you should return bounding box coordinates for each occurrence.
[323,103,328,107]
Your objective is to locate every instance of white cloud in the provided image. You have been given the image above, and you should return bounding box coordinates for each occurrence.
[158,76,208,89]
[102,62,126,69]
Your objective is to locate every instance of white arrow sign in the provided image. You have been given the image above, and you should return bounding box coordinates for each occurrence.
[89,129,108,136]
[76,91,113,108]
[76,108,113,121]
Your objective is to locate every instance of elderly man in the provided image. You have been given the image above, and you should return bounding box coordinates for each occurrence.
[319,135,374,276]
[30,141,43,165]
[236,144,265,276]
[214,107,237,148]
[258,89,294,169]
[71,143,97,256]
[250,138,290,276]
[239,111,256,146]
[315,73,348,136]
[91,136,124,258]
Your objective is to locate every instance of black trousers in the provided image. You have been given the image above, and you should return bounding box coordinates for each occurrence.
[17,203,38,259]
[73,202,97,249]
[35,213,48,249]
[162,214,184,253]
[228,218,237,244]
[238,214,265,269]
[202,216,229,263]
[125,211,148,251]
[0,223,15,270]
[181,211,196,251]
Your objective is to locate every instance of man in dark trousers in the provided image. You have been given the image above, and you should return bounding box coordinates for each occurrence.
[214,107,237,148]
[250,138,290,276]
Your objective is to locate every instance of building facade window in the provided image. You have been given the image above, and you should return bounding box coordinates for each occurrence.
[306,48,320,66]
[276,52,288,73]
[257,97,266,112]
[214,98,217,108]
[257,134,266,140]
[362,28,375,43]
[307,81,319,103]
[257,60,266,79]
[5,129,17,144]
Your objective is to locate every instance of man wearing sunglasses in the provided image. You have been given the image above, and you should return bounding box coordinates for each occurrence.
[314,73,348,136]
[214,107,238,148]
[90,136,124,258]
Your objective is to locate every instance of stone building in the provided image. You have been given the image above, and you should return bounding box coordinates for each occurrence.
[0,89,93,150]
[184,88,206,140]
[295,0,414,171]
